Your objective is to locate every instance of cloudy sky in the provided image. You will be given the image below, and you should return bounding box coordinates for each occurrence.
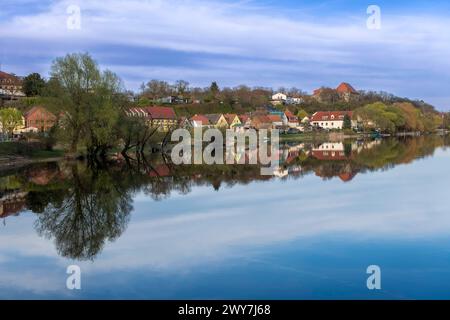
[1,0,450,110]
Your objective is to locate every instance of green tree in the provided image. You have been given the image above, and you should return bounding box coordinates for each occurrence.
[50,53,124,156]
[354,102,398,133]
[137,96,151,107]
[343,114,352,130]
[210,81,219,95]
[207,81,220,102]
[0,108,23,137]
[296,109,308,121]
[22,73,46,97]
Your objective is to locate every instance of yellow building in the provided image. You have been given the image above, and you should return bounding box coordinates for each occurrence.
[127,106,178,132]
[224,114,242,128]
[204,114,228,128]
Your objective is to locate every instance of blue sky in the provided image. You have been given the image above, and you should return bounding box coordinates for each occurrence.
[1,0,450,110]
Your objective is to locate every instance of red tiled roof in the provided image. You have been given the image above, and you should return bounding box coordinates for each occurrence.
[224,114,238,124]
[238,114,250,123]
[0,71,21,84]
[24,106,57,120]
[251,115,272,125]
[267,115,282,122]
[146,106,177,120]
[336,82,357,94]
[310,111,353,122]
[339,172,356,182]
[148,164,171,177]
[190,114,210,124]
[285,110,298,122]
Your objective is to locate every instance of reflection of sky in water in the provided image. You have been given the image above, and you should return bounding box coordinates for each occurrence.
[0,148,450,299]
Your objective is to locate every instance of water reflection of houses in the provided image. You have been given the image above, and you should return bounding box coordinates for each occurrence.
[148,164,171,178]
[0,191,28,219]
[311,142,350,161]
[27,166,60,185]
[310,142,358,182]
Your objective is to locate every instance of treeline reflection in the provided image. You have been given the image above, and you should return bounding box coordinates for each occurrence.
[0,135,448,260]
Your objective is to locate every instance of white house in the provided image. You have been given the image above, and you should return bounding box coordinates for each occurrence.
[310,111,356,130]
[311,142,348,160]
[286,97,303,105]
[271,93,287,102]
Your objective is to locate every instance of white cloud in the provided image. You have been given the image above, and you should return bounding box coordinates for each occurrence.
[1,0,450,108]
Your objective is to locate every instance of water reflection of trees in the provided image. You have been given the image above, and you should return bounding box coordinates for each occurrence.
[33,164,133,260]
[1,135,448,261]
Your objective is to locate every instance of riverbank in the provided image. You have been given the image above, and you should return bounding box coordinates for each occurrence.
[0,155,64,172]
[0,142,65,171]
[279,130,448,142]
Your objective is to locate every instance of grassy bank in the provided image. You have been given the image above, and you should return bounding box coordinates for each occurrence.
[0,142,64,159]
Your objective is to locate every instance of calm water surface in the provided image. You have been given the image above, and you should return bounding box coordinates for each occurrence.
[1,136,450,299]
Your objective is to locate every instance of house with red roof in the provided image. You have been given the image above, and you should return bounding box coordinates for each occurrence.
[190,114,211,128]
[127,106,177,131]
[204,114,228,128]
[224,114,241,128]
[0,71,25,98]
[24,106,57,132]
[284,110,299,127]
[310,111,355,130]
[267,115,283,127]
[0,191,27,219]
[250,115,273,130]
[238,114,251,127]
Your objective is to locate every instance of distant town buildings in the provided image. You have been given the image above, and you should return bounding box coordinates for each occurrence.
[0,71,25,99]
[0,71,365,139]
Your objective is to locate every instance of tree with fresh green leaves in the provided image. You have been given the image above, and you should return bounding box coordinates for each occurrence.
[354,102,397,133]
[0,108,23,138]
[50,53,124,156]
[22,73,46,97]
[137,96,151,107]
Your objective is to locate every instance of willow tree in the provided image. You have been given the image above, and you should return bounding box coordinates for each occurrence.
[50,53,124,156]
